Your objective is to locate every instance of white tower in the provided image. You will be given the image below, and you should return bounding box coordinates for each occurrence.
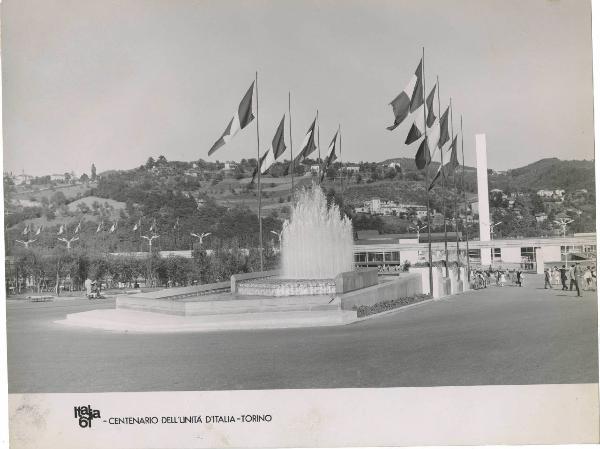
[476,134,492,266]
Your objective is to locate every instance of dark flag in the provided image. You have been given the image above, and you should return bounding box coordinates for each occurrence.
[320,131,339,182]
[448,136,459,169]
[429,164,444,190]
[406,83,436,145]
[208,82,255,156]
[298,116,318,160]
[271,115,287,159]
[415,137,431,170]
[387,59,424,131]
[251,149,272,184]
[438,106,450,148]
[426,84,437,127]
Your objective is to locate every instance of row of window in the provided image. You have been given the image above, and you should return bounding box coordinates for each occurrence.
[354,251,401,263]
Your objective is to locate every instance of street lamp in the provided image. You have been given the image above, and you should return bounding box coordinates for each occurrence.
[270,230,284,251]
[490,221,502,240]
[409,224,428,241]
[15,239,37,249]
[553,218,574,238]
[57,236,79,250]
[190,232,211,247]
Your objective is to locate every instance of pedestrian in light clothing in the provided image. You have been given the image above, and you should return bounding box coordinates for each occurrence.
[544,268,552,289]
[569,265,576,291]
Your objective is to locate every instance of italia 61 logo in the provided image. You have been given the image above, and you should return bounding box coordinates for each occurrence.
[74,405,101,428]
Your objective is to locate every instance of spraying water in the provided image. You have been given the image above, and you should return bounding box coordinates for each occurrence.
[281,184,354,279]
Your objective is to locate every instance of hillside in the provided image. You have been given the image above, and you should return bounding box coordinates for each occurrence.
[489,158,595,192]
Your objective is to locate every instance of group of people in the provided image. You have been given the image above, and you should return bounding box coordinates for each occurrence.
[544,264,596,297]
[469,268,525,289]
[84,277,103,300]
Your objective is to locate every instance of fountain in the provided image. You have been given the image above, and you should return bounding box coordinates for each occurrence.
[236,184,354,296]
[62,183,425,333]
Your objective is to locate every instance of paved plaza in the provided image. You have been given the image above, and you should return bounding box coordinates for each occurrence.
[6,275,598,393]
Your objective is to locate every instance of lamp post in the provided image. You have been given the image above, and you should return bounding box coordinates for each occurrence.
[553,218,574,238]
[15,239,36,249]
[57,236,79,251]
[409,224,428,241]
[490,221,502,240]
[190,232,211,248]
[270,230,284,252]
[141,234,159,287]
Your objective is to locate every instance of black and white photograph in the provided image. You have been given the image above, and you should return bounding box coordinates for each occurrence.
[2,0,599,447]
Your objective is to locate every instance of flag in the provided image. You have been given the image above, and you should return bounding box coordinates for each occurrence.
[438,106,450,148]
[298,116,317,160]
[406,83,437,145]
[173,217,179,230]
[427,119,441,156]
[271,115,287,159]
[133,219,140,231]
[429,138,459,190]
[149,219,156,233]
[109,222,117,233]
[429,164,444,190]
[426,83,437,127]
[208,82,255,156]
[387,58,423,131]
[251,149,274,183]
[35,226,42,236]
[448,136,459,169]
[320,131,339,182]
[57,224,64,236]
[74,222,81,234]
[415,137,431,170]
[22,224,29,235]
[96,221,103,233]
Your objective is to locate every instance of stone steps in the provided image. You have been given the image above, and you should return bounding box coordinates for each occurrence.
[59,308,358,333]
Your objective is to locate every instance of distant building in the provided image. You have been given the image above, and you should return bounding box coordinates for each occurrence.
[535,212,548,223]
[50,174,67,182]
[358,198,427,217]
[344,165,360,174]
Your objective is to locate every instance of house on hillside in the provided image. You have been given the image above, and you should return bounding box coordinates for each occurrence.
[535,212,548,223]
[50,173,67,182]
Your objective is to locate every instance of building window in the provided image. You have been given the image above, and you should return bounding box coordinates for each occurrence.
[384,251,400,262]
[491,248,501,261]
[468,249,481,262]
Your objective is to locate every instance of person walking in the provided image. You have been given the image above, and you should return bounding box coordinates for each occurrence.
[559,265,568,290]
[574,263,583,297]
[516,270,522,287]
[583,266,592,291]
[544,268,552,289]
[569,265,576,292]
[84,277,93,300]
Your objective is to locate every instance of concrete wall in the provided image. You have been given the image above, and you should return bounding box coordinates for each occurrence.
[335,268,378,294]
[340,273,422,311]
[502,247,522,263]
[230,270,280,293]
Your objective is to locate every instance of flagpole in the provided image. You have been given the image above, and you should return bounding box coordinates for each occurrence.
[450,98,460,280]
[339,124,344,207]
[422,47,433,295]
[289,91,295,201]
[256,71,264,272]
[460,115,471,281]
[436,76,449,277]
[317,109,321,185]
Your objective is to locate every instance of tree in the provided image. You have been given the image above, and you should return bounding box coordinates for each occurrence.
[145,157,155,170]
[80,173,89,183]
[91,163,97,181]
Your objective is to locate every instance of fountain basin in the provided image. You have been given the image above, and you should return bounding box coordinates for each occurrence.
[237,277,336,296]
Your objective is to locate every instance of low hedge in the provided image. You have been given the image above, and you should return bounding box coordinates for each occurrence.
[352,294,431,318]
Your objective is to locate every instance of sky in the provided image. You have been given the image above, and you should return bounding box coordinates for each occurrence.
[2,0,595,177]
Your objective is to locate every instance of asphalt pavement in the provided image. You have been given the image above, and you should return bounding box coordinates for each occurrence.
[6,275,598,393]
